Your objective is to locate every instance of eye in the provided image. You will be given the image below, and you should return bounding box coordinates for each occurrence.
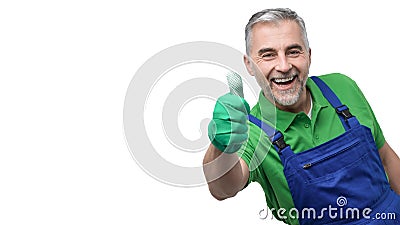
[261,52,276,60]
[287,49,302,57]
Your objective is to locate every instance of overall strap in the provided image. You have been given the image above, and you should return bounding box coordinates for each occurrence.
[247,114,293,159]
[310,76,360,130]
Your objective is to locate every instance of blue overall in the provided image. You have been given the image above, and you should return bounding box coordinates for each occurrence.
[248,76,400,224]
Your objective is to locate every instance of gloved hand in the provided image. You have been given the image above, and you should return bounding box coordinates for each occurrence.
[208,93,250,153]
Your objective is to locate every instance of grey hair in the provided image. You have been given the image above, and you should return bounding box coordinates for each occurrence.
[245,8,309,55]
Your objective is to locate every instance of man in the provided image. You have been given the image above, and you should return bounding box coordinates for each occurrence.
[203,8,400,225]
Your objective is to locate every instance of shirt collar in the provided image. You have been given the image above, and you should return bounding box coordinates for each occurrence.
[257,77,330,132]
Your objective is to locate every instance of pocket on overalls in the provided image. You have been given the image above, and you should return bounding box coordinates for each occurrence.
[299,138,364,182]
[283,129,389,219]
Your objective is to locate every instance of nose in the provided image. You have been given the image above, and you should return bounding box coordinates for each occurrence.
[275,55,292,73]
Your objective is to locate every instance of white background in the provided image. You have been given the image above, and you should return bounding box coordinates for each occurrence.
[1,0,399,224]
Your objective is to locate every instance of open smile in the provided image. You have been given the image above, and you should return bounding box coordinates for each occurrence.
[271,75,298,90]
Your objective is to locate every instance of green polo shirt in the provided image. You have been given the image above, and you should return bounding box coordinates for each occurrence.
[237,73,385,225]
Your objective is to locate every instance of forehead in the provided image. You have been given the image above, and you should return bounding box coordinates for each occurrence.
[250,20,305,52]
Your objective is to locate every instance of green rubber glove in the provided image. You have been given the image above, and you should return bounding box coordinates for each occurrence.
[208,93,250,153]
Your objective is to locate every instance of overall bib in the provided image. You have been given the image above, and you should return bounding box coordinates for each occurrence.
[248,76,400,224]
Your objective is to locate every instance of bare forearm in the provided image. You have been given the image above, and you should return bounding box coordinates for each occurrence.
[384,155,400,194]
[387,163,400,194]
[202,144,248,200]
[379,142,400,194]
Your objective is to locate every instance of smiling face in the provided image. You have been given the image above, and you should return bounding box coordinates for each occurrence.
[244,20,311,112]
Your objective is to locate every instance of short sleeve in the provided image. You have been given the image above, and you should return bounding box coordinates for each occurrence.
[236,121,261,185]
[236,117,275,188]
[332,74,386,149]
[350,79,386,149]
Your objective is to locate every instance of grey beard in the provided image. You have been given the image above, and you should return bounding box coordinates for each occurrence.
[263,80,305,106]
[273,86,304,106]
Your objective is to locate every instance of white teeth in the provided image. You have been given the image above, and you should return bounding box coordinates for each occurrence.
[273,76,295,83]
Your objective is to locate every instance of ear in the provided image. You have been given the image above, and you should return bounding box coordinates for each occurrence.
[243,55,255,76]
[308,48,312,65]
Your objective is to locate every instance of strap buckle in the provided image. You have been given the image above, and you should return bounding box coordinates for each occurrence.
[336,105,353,120]
[271,132,288,152]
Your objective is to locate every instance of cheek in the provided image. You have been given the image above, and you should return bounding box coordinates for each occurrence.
[252,68,269,88]
[256,62,275,80]
[293,58,310,76]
